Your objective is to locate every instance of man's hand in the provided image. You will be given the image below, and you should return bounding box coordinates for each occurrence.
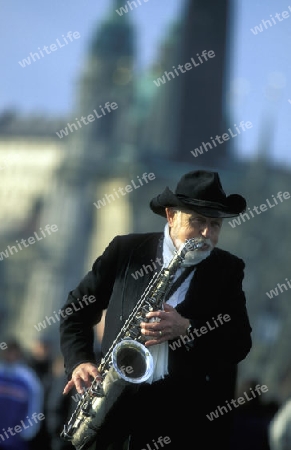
[63,362,101,395]
[140,303,189,347]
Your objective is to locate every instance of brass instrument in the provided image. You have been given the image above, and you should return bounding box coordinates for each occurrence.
[61,237,205,450]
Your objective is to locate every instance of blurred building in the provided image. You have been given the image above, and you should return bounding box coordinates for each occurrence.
[0,0,291,405]
[0,113,66,336]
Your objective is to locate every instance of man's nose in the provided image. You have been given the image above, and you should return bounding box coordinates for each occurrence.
[200,224,211,238]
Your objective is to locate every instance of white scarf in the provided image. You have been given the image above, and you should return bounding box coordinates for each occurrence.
[146,224,198,383]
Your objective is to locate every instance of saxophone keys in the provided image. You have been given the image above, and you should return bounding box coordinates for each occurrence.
[91,384,104,397]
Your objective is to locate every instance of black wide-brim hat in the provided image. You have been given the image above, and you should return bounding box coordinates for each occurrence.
[150,170,246,218]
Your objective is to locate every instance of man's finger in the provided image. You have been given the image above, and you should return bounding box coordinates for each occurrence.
[144,338,163,347]
[63,379,75,395]
[73,375,86,394]
[89,367,101,379]
[163,303,174,312]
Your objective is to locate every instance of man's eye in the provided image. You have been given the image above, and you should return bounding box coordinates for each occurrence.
[190,218,205,225]
[211,221,221,228]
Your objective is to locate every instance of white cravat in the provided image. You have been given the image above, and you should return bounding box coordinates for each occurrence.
[146,224,196,383]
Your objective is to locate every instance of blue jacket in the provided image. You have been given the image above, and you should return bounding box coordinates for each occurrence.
[0,362,43,446]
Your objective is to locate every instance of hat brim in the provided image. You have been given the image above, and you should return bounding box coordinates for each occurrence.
[150,187,246,218]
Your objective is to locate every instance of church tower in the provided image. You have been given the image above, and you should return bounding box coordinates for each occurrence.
[139,0,233,167]
[176,0,233,166]
[75,0,136,165]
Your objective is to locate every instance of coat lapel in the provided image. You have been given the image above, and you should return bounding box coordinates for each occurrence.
[121,233,163,318]
[176,248,222,318]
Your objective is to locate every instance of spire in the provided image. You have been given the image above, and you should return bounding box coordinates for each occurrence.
[76,0,136,163]
[89,0,135,60]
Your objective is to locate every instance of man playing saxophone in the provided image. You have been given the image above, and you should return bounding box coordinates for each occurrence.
[59,170,252,450]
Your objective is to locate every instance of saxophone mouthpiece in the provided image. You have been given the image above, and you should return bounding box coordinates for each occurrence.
[184,237,205,251]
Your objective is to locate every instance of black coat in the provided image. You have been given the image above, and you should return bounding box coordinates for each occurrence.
[60,232,252,449]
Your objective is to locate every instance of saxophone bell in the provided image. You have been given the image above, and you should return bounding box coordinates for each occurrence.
[112,339,153,383]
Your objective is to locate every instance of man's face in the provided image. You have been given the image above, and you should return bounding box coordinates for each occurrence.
[165,208,223,250]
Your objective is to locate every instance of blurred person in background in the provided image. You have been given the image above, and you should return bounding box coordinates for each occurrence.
[59,170,252,450]
[27,338,54,450]
[0,338,43,450]
[230,377,279,450]
[268,396,291,450]
[27,338,53,387]
[45,333,102,450]
[46,354,75,450]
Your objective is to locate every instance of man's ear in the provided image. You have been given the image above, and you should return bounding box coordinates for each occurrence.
[165,207,175,226]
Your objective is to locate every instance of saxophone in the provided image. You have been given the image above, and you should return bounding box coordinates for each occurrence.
[60,237,205,450]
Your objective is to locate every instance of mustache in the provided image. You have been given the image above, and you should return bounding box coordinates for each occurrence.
[181,238,213,266]
[199,238,213,250]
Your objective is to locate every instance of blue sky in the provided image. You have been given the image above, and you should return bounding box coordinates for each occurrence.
[1,0,291,167]
[226,0,291,167]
